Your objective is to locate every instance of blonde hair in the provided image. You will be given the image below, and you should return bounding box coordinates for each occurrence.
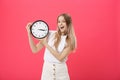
[54,13,77,51]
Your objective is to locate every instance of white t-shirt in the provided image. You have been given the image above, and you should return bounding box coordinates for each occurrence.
[44,30,67,63]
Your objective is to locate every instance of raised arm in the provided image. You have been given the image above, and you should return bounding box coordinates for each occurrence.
[46,43,71,62]
[41,37,71,62]
[26,23,44,53]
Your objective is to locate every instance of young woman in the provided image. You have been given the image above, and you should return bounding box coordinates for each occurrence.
[26,13,77,80]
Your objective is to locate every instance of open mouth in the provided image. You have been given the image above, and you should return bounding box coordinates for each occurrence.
[60,26,64,29]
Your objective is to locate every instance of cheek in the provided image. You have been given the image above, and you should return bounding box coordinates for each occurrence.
[65,23,68,27]
[64,26,68,31]
[64,24,67,28]
[57,23,59,26]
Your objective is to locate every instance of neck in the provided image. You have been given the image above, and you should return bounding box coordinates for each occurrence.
[61,31,67,36]
[61,33,64,35]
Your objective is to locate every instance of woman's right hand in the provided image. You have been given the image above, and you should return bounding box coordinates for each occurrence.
[26,22,32,34]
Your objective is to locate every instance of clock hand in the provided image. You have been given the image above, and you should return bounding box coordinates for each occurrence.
[38,29,46,31]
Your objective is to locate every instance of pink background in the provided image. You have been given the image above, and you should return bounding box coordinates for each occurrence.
[0,0,120,80]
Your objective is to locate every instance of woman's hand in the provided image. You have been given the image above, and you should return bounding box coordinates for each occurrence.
[26,22,32,34]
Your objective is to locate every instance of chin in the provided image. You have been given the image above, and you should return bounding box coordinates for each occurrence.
[60,30,64,33]
[60,31,66,35]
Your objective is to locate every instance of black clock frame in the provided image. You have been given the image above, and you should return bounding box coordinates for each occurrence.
[30,20,49,39]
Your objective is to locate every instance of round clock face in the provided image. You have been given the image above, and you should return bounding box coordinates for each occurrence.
[30,20,49,39]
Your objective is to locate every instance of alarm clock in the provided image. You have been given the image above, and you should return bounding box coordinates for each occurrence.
[30,20,49,39]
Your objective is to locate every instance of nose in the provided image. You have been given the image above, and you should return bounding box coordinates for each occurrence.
[59,22,63,26]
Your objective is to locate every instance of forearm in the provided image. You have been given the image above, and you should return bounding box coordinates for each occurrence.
[27,33,38,53]
[45,43,62,61]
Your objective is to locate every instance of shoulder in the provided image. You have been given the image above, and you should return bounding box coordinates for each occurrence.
[47,30,57,40]
[48,30,57,36]
[49,30,57,34]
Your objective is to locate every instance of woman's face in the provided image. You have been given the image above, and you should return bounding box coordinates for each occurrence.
[58,16,67,35]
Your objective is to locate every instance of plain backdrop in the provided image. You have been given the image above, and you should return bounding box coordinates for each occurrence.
[0,0,120,80]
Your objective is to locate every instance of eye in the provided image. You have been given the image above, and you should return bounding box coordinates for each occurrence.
[58,21,60,23]
[62,20,66,23]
